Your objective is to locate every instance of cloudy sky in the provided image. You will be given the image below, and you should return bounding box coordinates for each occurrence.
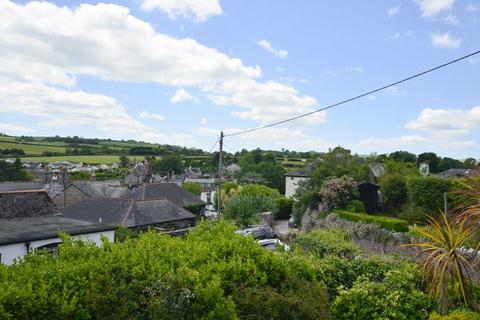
[0,0,479,157]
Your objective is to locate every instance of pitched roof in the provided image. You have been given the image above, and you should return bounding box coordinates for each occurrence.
[124,183,206,206]
[73,181,128,198]
[284,162,316,177]
[436,168,479,178]
[0,182,45,192]
[0,190,58,219]
[0,216,116,246]
[60,197,196,228]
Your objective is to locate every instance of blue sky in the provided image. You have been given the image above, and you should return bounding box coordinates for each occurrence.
[0,0,479,158]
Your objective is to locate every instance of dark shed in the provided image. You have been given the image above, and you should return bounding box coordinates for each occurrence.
[357,182,380,214]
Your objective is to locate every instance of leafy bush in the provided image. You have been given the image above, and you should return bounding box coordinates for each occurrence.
[429,310,480,320]
[182,182,203,196]
[319,176,358,210]
[337,210,409,232]
[236,183,281,199]
[232,277,330,320]
[223,194,278,226]
[293,229,360,259]
[274,197,294,219]
[333,268,432,320]
[0,220,331,319]
[380,173,408,212]
[407,176,453,215]
[346,199,365,213]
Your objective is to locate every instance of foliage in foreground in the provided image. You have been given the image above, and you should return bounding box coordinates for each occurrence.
[0,220,331,320]
[223,194,278,226]
[293,229,360,259]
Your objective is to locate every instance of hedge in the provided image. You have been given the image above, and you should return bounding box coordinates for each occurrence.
[336,210,409,232]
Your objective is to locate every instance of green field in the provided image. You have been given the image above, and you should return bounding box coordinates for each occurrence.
[0,140,66,155]
[18,155,145,164]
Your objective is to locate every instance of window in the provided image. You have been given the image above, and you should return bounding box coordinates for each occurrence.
[35,242,62,254]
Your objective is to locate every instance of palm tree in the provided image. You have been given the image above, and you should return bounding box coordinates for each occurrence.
[409,211,479,311]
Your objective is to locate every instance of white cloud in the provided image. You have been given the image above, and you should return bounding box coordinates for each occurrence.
[469,56,480,65]
[257,40,288,59]
[388,6,400,16]
[200,118,208,125]
[139,111,165,121]
[356,135,426,150]
[170,89,199,103]
[0,77,147,134]
[347,66,364,73]
[209,79,324,124]
[141,131,194,146]
[140,0,222,22]
[406,106,480,133]
[431,32,462,49]
[415,0,455,17]
[388,30,414,41]
[0,122,35,135]
[444,14,459,25]
[0,1,321,127]
[466,4,478,12]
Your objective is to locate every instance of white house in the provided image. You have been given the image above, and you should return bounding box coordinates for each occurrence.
[284,165,316,198]
[0,216,116,265]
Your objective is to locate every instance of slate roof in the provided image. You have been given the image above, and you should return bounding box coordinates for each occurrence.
[284,162,316,177]
[61,197,196,228]
[0,182,45,192]
[124,183,206,206]
[0,216,116,246]
[73,181,128,198]
[436,168,479,178]
[0,190,58,219]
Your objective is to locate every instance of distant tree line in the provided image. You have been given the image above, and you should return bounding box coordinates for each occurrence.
[0,158,32,182]
[0,148,25,157]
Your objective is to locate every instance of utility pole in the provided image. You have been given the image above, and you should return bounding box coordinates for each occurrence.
[217,131,224,214]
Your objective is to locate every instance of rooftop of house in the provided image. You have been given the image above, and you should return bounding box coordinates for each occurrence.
[436,168,479,178]
[0,190,58,219]
[0,181,45,192]
[61,197,196,228]
[284,162,316,177]
[123,183,206,206]
[0,215,116,246]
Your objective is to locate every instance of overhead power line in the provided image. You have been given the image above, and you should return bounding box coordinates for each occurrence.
[224,50,480,138]
[208,136,221,153]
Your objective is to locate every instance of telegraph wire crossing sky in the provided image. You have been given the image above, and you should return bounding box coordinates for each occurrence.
[0,0,479,157]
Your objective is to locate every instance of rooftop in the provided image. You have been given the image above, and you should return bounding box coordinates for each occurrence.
[0,190,58,219]
[123,183,206,206]
[0,215,116,246]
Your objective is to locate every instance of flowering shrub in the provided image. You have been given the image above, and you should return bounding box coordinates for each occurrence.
[319,176,358,210]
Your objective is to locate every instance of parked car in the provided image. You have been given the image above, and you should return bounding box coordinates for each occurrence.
[204,210,218,219]
[235,225,276,240]
[257,239,290,252]
[288,215,297,228]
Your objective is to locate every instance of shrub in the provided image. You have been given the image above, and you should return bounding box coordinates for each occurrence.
[319,176,358,210]
[232,277,330,320]
[346,199,365,213]
[182,182,203,196]
[0,220,331,319]
[224,194,278,226]
[333,268,432,320]
[407,176,453,214]
[428,310,480,320]
[274,197,294,219]
[336,210,409,232]
[292,229,360,259]
[236,183,281,199]
[380,174,408,212]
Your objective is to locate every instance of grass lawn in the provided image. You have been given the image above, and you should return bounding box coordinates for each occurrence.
[18,155,145,164]
[0,140,66,155]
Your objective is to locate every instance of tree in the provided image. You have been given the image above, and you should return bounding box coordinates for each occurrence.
[418,152,439,173]
[464,157,477,169]
[389,150,417,163]
[379,174,408,212]
[318,176,358,210]
[310,147,370,187]
[438,157,466,172]
[224,194,278,226]
[409,212,480,311]
[149,155,184,175]
[181,182,202,196]
[0,158,32,182]
[119,155,129,168]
